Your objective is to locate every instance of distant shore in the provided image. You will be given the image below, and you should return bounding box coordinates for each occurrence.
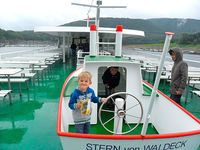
[124,45,200,55]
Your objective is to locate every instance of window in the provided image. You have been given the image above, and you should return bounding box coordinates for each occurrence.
[97,66,126,97]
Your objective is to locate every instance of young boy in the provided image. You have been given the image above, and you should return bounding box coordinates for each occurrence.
[68,71,106,134]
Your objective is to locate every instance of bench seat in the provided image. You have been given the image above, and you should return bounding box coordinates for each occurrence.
[0,78,29,83]
[189,80,200,85]
[10,73,36,78]
[191,90,200,96]
[0,78,29,96]
[0,90,11,98]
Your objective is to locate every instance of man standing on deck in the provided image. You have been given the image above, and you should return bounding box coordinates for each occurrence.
[71,42,77,57]
[168,47,188,106]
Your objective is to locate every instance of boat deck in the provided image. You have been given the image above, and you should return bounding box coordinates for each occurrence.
[0,57,199,150]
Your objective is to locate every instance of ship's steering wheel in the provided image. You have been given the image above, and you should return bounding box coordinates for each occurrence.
[99,92,143,135]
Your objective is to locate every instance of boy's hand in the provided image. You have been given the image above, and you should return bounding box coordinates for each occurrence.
[77,102,81,109]
[102,98,107,103]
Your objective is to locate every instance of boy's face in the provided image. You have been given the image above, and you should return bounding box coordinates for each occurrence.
[78,77,92,91]
[110,68,118,75]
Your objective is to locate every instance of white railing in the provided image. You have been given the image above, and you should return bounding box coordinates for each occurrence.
[76,50,111,67]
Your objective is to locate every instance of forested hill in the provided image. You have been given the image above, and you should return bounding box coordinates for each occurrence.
[62,18,200,44]
[148,18,200,33]
[0,29,57,45]
[1,18,200,45]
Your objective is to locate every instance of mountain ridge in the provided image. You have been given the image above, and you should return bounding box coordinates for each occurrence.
[62,17,200,44]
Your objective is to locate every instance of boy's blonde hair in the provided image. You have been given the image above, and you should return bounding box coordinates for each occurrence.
[78,71,92,81]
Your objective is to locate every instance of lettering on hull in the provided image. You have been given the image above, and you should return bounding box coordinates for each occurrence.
[86,140,187,150]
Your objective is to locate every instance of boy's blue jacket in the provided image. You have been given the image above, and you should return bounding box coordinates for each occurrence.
[68,87,102,124]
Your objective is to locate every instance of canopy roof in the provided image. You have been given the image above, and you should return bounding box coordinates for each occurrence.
[34,26,145,39]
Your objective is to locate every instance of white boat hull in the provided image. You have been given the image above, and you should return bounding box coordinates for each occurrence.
[57,67,200,150]
[59,134,200,150]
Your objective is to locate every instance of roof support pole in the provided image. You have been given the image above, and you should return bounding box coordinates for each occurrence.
[90,25,97,56]
[66,36,70,58]
[115,26,123,57]
[62,35,66,63]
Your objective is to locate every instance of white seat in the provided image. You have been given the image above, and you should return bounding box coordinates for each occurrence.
[0,78,29,96]
[10,73,36,78]
[191,91,200,96]
[0,78,29,83]
[189,80,200,85]
[0,90,12,98]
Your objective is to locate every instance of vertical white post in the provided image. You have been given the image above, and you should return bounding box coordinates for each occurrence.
[67,36,70,57]
[90,25,97,56]
[96,33,99,55]
[114,98,124,134]
[62,35,66,63]
[141,32,175,136]
[115,26,123,57]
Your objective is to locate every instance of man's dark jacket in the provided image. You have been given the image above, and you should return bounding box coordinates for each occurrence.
[170,48,188,95]
[102,68,120,88]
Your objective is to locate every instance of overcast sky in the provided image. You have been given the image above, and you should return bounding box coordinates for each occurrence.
[0,0,200,31]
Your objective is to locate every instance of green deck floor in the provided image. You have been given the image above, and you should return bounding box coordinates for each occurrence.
[0,57,199,150]
[69,102,158,135]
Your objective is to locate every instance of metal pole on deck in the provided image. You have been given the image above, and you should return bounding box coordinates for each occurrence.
[141,32,175,136]
[62,35,66,63]
[67,36,71,58]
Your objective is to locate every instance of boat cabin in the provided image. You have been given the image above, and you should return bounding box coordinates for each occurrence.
[84,54,145,124]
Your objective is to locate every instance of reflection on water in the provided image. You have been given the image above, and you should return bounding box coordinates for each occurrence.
[0,101,43,121]
[0,128,27,144]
